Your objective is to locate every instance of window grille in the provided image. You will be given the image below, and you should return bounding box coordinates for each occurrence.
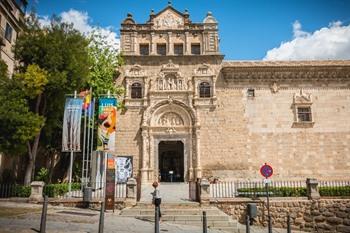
[199,82,211,98]
[131,83,142,99]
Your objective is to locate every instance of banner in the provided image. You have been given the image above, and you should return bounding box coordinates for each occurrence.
[97,98,117,151]
[116,156,133,183]
[62,98,83,152]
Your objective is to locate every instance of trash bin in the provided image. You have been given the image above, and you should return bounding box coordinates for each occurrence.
[247,203,257,218]
[154,197,161,206]
[83,186,92,202]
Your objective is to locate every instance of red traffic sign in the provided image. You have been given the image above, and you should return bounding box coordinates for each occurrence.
[260,163,273,178]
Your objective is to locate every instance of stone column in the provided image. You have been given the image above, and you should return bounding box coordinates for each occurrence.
[29,181,45,202]
[150,32,156,55]
[306,178,320,200]
[141,129,149,183]
[185,31,190,55]
[188,132,194,181]
[195,127,202,178]
[126,178,137,206]
[167,32,173,55]
[200,178,210,204]
[149,132,155,182]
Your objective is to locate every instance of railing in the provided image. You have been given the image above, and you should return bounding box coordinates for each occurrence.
[0,182,126,199]
[319,180,350,196]
[210,180,307,198]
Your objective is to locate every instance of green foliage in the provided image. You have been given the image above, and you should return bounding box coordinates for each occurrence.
[35,167,49,183]
[43,183,81,197]
[0,61,44,153]
[87,30,125,97]
[0,184,31,198]
[319,186,350,196]
[14,64,48,99]
[237,187,307,197]
[15,185,31,197]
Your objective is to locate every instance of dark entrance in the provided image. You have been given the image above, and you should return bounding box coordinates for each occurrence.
[158,141,184,182]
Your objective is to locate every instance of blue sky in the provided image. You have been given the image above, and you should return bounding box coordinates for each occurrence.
[30,0,350,60]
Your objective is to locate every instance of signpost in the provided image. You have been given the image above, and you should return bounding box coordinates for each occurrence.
[260,163,273,233]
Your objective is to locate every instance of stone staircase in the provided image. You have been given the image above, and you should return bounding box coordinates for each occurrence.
[119,203,241,232]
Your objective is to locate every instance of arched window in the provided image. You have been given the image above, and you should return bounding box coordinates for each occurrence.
[199,82,211,98]
[131,82,142,99]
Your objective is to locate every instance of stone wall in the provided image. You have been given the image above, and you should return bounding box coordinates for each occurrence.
[201,79,350,180]
[215,198,350,232]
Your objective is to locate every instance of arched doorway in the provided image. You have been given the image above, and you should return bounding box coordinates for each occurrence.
[158,141,184,182]
[140,100,202,184]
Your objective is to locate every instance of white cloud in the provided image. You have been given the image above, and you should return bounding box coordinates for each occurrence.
[38,9,119,52]
[264,20,350,60]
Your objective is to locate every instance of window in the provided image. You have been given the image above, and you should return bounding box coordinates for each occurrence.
[297,107,312,122]
[131,83,142,99]
[139,44,149,55]
[191,43,200,55]
[199,82,211,98]
[157,44,166,55]
[5,23,13,42]
[174,43,183,55]
[247,88,255,97]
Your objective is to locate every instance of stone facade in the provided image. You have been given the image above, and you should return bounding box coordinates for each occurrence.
[0,0,26,76]
[216,198,350,232]
[115,4,350,185]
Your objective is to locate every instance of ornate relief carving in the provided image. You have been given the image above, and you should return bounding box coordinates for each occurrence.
[157,74,186,90]
[161,60,179,72]
[158,112,184,126]
[270,82,279,93]
[293,89,312,104]
[127,65,145,77]
[154,10,184,30]
[194,64,214,76]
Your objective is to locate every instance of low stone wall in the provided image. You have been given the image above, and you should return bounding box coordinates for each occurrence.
[214,198,350,232]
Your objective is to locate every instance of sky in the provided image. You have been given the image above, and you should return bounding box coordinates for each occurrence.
[28,0,350,60]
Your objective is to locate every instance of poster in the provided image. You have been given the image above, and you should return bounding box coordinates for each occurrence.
[62,98,83,152]
[116,156,133,183]
[97,98,117,151]
[105,153,116,210]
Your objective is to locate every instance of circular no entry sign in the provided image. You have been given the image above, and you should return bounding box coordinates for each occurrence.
[260,163,273,178]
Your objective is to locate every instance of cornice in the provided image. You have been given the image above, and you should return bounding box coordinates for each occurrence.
[221,60,350,82]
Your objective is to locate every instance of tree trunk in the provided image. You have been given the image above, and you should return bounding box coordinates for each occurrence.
[24,94,43,185]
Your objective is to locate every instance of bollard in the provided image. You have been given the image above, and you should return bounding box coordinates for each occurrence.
[98,201,105,233]
[246,214,250,233]
[155,205,160,233]
[202,211,207,233]
[40,195,48,233]
[287,214,291,233]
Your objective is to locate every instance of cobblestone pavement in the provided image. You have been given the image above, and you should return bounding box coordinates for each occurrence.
[0,201,307,233]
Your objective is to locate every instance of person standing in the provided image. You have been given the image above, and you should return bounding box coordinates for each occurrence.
[151,181,162,220]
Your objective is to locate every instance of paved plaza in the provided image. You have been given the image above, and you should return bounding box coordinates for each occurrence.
[0,201,309,233]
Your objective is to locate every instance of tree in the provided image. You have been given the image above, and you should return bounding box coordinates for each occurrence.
[0,62,44,155]
[87,30,124,97]
[12,14,91,184]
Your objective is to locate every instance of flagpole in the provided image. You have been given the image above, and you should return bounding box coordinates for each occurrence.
[86,89,92,184]
[89,96,95,184]
[68,90,77,197]
[81,94,87,186]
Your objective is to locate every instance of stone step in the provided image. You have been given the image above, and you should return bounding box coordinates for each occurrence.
[210,226,240,233]
[120,208,225,216]
[124,214,231,222]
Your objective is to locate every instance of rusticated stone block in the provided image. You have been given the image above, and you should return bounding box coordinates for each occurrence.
[323,211,335,217]
[312,210,321,216]
[344,219,350,226]
[327,217,343,225]
[315,216,326,222]
[337,211,348,218]
[304,215,313,222]
[336,225,350,233]
[317,223,332,230]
